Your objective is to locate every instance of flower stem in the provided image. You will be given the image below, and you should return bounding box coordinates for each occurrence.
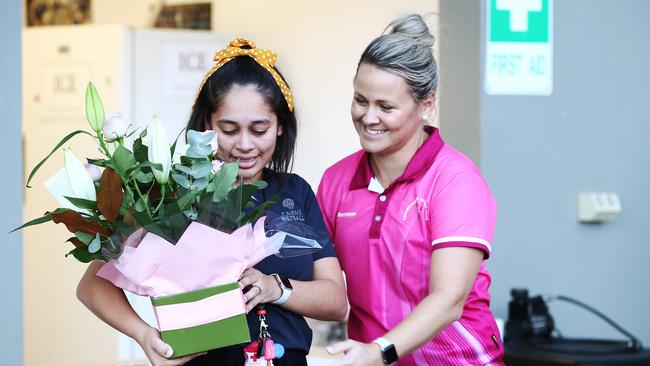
[154,184,166,215]
[130,178,154,221]
[96,131,112,157]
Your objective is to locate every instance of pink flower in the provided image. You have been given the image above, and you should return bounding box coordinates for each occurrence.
[103,112,128,141]
[84,162,102,182]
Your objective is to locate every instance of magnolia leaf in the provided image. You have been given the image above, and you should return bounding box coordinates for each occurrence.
[125,162,163,178]
[97,167,123,224]
[9,213,54,233]
[134,197,148,213]
[66,237,85,249]
[64,196,97,211]
[133,137,148,163]
[66,247,104,263]
[88,233,101,253]
[85,82,105,132]
[169,128,184,158]
[51,210,110,236]
[86,158,111,168]
[25,130,95,188]
[74,231,94,244]
[113,145,136,175]
[134,171,154,184]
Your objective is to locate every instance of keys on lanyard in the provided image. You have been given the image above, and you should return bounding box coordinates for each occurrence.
[244,307,285,366]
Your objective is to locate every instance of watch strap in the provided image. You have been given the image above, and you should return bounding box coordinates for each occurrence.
[373,337,398,365]
[270,273,292,305]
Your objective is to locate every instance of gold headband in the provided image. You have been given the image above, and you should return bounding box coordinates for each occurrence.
[194,38,294,112]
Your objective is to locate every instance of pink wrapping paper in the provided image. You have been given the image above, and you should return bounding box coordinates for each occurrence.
[97,217,286,297]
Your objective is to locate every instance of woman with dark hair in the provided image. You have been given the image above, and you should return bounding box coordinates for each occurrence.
[77,38,347,366]
[319,14,505,365]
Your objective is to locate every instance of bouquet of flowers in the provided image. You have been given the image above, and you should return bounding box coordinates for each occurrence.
[13,82,323,357]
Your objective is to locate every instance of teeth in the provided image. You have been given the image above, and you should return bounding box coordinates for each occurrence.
[365,127,387,135]
[239,157,256,163]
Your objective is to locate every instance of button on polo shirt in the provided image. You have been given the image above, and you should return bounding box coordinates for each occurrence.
[318,127,503,365]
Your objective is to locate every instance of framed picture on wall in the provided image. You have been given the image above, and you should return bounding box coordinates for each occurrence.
[26,0,91,27]
[154,3,211,30]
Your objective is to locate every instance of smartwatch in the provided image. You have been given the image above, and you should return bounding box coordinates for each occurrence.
[270,273,293,305]
[373,337,398,365]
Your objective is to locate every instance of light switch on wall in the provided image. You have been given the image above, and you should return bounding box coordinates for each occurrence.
[578,192,622,223]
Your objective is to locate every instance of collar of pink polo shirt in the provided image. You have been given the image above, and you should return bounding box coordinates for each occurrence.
[349,126,445,191]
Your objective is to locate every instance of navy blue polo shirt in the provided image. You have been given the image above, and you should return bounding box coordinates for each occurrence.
[245,168,336,352]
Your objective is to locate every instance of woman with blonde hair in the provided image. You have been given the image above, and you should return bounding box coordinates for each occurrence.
[319,14,505,365]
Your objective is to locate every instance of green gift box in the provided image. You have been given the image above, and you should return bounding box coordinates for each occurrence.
[151,282,251,357]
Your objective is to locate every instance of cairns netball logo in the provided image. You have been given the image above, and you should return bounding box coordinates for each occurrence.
[282,198,295,209]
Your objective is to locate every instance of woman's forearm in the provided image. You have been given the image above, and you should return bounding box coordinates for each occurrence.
[280,277,347,321]
[76,261,150,343]
[382,290,464,358]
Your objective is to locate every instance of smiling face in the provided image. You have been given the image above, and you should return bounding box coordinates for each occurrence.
[351,63,434,159]
[206,84,282,184]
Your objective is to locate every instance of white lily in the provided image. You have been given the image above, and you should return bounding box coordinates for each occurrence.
[103,112,128,141]
[64,148,96,201]
[147,116,172,185]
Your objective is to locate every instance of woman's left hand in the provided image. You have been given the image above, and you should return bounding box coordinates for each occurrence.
[327,339,384,366]
[238,268,282,312]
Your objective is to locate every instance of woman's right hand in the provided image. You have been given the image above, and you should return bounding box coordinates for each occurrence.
[137,325,206,366]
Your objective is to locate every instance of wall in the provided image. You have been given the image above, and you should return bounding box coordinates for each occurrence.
[0,1,23,365]
[441,0,650,345]
[211,0,439,187]
[21,2,439,365]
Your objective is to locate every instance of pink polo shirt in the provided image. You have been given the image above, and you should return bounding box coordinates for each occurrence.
[317,127,504,365]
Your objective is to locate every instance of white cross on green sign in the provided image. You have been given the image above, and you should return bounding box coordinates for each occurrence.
[485,0,553,95]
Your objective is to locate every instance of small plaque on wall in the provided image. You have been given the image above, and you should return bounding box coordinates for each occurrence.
[154,3,211,31]
[26,0,91,27]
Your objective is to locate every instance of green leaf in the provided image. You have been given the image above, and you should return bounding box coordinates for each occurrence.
[88,233,101,253]
[187,130,214,146]
[170,128,185,158]
[172,174,191,189]
[209,162,238,202]
[9,213,54,233]
[177,190,198,210]
[191,160,213,179]
[74,231,94,245]
[191,177,209,190]
[85,82,105,132]
[86,158,111,168]
[112,145,136,175]
[25,130,96,188]
[64,196,98,211]
[133,137,148,163]
[239,195,279,225]
[125,162,163,177]
[134,197,148,213]
[66,247,104,263]
[174,164,193,176]
[134,171,154,184]
[186,144,211,159]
